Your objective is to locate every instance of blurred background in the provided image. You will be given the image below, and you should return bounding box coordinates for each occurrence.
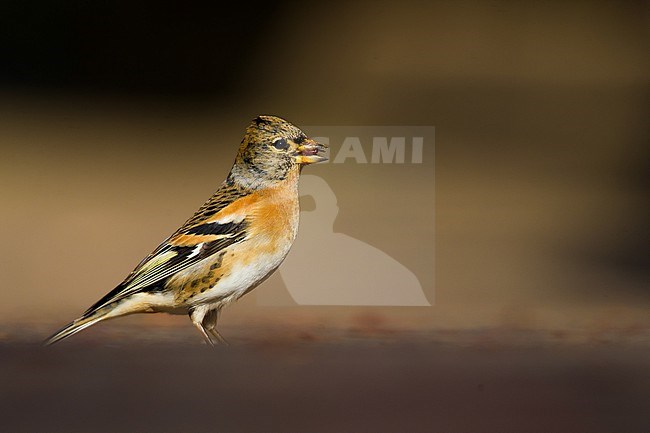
[1,0,647,337]
[0,1,648,431]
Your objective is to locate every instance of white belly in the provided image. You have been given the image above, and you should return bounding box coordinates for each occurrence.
[192,229,297,306]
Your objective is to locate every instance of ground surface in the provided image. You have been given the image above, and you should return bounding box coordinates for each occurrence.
[1,326,648,433]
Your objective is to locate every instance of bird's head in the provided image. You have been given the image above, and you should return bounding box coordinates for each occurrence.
[230,116,327,187]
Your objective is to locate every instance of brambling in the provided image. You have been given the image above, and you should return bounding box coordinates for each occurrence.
[46,115,327,346]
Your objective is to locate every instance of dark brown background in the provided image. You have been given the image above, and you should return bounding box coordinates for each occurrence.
[0,1,648,432]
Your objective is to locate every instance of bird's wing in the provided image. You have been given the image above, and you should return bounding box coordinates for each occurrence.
[83,183,253,316]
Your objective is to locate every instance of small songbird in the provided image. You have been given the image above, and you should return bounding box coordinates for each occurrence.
[46,115,327,345]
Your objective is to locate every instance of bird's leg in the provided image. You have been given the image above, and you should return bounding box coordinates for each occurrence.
[189,307,214,346]
[193,322,215,346]
[210,328,229,345]
[204,308,229,345]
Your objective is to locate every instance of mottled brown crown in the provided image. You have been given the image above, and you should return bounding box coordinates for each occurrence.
[227,115,308,189]
[246,115,306,142]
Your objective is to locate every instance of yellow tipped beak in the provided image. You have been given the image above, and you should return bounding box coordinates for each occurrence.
[294,138,328,165]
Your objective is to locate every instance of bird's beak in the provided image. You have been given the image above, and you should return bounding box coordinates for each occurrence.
[294,138,328,165]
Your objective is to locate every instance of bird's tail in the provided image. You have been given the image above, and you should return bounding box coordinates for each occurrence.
[44,311,108,346]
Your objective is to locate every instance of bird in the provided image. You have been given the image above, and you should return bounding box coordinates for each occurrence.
[45,115,328,346]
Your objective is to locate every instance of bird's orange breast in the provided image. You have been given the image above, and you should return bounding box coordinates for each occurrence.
[168,167,301,305]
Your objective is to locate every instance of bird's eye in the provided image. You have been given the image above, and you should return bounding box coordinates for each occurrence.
[272,138,289,150]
